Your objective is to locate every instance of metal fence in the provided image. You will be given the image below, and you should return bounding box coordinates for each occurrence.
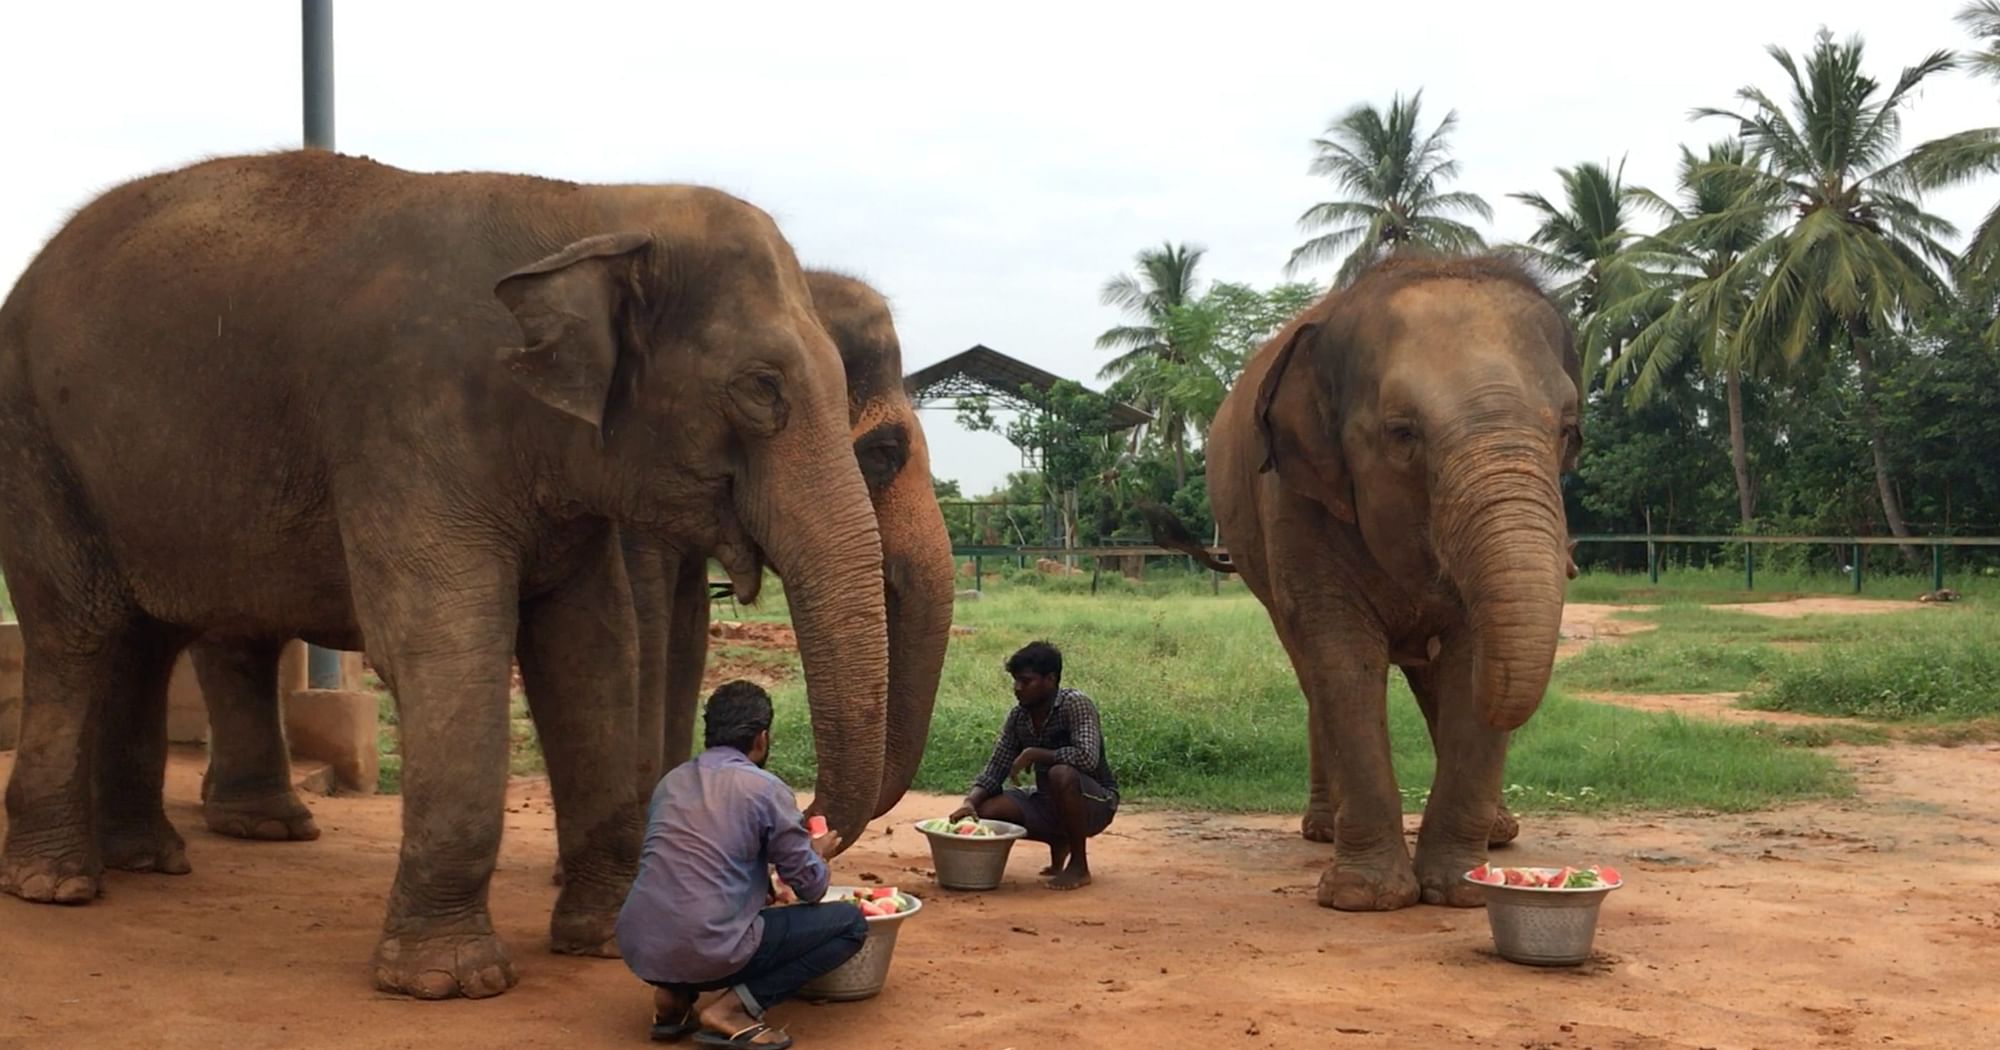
[949,534,2000,595]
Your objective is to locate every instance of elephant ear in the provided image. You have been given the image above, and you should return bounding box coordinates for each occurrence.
[1253,319,1356,523]
[493,232,653,433]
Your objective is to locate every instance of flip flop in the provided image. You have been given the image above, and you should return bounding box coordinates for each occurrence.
[692,1021,793,1050]
[650,1007,699,1042]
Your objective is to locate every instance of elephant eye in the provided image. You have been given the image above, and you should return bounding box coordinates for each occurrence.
[1384,419,1421,446]
[852,421,908,495]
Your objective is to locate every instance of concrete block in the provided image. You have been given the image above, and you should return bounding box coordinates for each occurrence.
[283,688,378,795]
[0,622,22,750]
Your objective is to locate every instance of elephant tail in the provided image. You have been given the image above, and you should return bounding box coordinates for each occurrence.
[1138,502,1237,574]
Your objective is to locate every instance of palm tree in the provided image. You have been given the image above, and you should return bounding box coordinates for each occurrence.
[1096,241,1206,484]
[1907,3,2000,308]
[1508,159,1650,385]
[1286,90,1492,286]
[1603,140,1786,529]
[1697,29,1960,549]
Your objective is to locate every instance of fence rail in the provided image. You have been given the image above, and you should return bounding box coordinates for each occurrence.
[948,533,2000,595]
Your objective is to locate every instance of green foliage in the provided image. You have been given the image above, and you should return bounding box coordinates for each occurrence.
[1746,610,2000,720]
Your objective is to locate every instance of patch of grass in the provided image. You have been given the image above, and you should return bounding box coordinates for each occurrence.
[1745,612,2000,721]
[1566,566,2000,605]
[1902,719,2000,746]
[765,587,1847,815]
[1557,635,1783,694]
[1741,722,1893,748]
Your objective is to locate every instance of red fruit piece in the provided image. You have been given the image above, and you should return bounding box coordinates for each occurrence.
[807,815,828,837]
[1596,865,1621,886]
[870,886,896,899]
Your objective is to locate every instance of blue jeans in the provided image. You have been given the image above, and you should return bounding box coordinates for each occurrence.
[651,902,868,1016]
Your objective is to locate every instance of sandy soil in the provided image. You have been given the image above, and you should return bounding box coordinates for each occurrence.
[3,594,1994,1050]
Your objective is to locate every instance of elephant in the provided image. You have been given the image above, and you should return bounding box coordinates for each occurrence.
[1147,252,1579,912]
[0,150,890,999]
[628,270,956,813]
[184,271,955,856]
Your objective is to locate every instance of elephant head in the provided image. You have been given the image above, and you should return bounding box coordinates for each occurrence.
[491,194,887,845]
[1256,254,1579,731]
[804,272,955,818]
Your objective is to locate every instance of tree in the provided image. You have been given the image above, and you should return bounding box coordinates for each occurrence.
[1508,159,1651,386]
[1905,2,2000,320]
[1698,29,1961,550]
[1095,242,1206,483]
[1145,281,1322,438]
[1286,90,1492,286]
[1603,139,1785,528]
[955,380,1121,555]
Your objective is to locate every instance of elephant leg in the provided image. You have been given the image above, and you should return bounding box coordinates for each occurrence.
[1404,631,1512,906]
[192,640,320,842]
[1404,666,1517,849]
[3,610,166,902]
[94,623,193,875]
[1268,602,1413,912]
[352,565,517,1000]
[660,552,711,776]
[518,535,645,958]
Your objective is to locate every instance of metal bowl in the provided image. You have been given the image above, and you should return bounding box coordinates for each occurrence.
[913,818,1028,891]
[1466,868,1622,966]
[796,889,925,1002]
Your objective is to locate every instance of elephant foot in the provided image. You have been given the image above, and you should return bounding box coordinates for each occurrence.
[204,792,321,842]
[1487,806,1520,849]
[549,876,624,957]
[0,850,103,904]
[99,815,192,875]
[549,907,621,958]
[1315,853,1420,911]
[372,929,517,1000]
[1300,811,1338,844]
[1414,843,1494,907]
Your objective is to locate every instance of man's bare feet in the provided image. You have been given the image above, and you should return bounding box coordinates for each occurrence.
[1044,861,1092,890]
[651,986,698,1039]
[1038,845,1071,877]
[695,989,791,1047]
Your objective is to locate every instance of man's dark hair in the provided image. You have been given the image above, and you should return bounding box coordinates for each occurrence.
[704,680,774,752]
[1005,640,1062,682]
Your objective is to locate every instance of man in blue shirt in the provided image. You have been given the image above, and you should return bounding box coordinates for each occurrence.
[617,682,864,1049]
[950,641,1118,890]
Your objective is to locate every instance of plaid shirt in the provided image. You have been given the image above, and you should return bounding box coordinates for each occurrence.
[970,689,1117,797]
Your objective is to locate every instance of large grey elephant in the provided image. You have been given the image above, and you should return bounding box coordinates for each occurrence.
[0,150,889,1000]
[188,271,955,851]
[628,271,956,814]
[1149,253,1579,912]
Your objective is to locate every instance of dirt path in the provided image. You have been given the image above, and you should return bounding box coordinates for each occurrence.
[4,593,1993,1049]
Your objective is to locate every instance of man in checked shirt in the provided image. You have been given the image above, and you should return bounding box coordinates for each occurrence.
[948,640,1117,889]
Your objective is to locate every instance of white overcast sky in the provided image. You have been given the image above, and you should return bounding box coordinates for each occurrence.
[1,1,1991,494]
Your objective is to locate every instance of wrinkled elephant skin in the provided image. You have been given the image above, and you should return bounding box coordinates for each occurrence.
[1151,254,1579,911]
[0,151,888,999]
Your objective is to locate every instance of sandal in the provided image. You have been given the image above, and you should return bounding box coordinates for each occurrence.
[650,1007,699,1042]
[692,1021,793,1049]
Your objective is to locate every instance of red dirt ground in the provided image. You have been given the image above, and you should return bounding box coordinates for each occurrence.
[3,595,1996,1049]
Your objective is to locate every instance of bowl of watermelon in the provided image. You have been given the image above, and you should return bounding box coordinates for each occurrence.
[913,817,1027,891]
[1463,864,1623,966]
[796,885,924,1002]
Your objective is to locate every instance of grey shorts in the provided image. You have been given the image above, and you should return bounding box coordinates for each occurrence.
[1003,765,1117,844]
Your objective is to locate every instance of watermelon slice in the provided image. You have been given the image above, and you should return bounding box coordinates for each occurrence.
[807,815,828,837]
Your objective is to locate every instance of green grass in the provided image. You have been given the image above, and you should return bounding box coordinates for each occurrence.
[1564,565,2000,605]
[1743,611,2000,721]
[759,584,1846,815]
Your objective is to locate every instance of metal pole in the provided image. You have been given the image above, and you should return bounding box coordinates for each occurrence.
[1744,543,1754,591]
[302,0,341,690]
[1647,540,1659,585]
[302,0,334,150]
[1851,544,1862,594]
[1932,545,1944,593]
[974,555,982,593]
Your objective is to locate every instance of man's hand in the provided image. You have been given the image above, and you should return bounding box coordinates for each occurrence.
[1009,748,1055,785]
[948,802,976,822]
[809,830,843,859]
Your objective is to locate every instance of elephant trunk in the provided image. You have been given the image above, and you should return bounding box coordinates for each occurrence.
[873,473,957,818]
[1431,426,1569,732]
[738,422,888,852]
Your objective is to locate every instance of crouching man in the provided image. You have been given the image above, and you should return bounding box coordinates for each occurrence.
[950,641,1119,889]
[616,681,864,1049]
